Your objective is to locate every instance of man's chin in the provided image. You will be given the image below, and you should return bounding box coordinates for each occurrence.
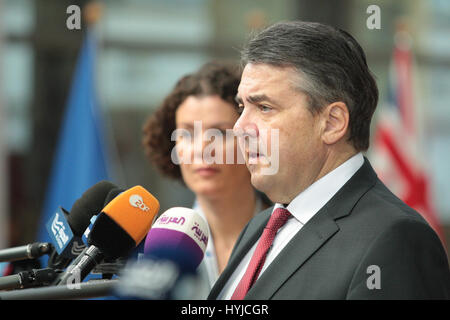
[249,169,270,192]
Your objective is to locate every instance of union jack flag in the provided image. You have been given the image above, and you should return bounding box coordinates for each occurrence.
[370,29,446,246]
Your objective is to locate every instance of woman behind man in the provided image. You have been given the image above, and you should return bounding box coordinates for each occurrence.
[142,62,270,290]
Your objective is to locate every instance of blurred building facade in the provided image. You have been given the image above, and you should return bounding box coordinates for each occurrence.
[1,0,450,253]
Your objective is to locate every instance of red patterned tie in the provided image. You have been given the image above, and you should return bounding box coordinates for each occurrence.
[231,207,292,300]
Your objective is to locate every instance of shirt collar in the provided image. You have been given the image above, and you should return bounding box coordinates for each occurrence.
[274,152,364,225]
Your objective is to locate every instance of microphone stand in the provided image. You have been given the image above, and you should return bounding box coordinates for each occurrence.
[0,268,60,291]
[0,243,53,263]
[0,279,117,300]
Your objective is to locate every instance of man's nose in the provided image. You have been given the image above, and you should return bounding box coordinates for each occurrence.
[233,111,259,138]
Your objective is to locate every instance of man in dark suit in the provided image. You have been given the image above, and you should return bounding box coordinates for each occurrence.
[207,21,450,300]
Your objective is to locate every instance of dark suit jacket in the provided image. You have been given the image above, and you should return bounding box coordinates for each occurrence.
[208,158,450,299]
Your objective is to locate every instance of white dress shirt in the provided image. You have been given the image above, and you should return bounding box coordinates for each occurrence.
[218,152,364,299]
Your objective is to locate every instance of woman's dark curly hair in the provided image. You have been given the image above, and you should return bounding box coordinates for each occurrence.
[142,61,242,181]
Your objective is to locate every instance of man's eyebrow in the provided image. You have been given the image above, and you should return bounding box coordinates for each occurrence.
[177,122,234,128]
[236,93,279,106]
[246,94,278,106]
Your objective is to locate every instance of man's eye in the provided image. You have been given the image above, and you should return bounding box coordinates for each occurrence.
[259,105,272,112]
[236,104,244,114]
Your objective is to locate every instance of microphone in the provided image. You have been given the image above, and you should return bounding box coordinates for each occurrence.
[0,177,115,264]
[81,186,124,244]
[55,186,159,286]
[115,207,210,299]
[89,187,128,278]
[0,243,55,291]
[45,207,84,261]
[0,279,117,300]
[0,243,53,263]
[144,207,209,271]
[66,181,120,236]
[46,180,118,268]
[0,268,58,291]
[0,181,120,290]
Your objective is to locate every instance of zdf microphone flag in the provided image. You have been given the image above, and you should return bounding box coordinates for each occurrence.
[37,29,114,265]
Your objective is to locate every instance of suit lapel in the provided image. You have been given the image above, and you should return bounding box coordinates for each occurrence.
[245,208,339,299]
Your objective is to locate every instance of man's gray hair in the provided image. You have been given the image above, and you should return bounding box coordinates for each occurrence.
[241,21,379,151]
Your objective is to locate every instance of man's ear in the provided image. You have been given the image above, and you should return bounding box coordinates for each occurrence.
[320,102,350,145]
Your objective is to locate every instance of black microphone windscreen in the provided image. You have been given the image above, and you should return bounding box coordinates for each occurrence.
[103,188,124,207]
[88,212,135,259]
[68,181,117,236]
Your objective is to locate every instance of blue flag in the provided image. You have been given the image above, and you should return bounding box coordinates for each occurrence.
[37,30,112,263]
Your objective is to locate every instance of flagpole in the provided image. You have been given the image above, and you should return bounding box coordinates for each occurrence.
[0,0,10,250]
[84,1,126,187]
[37,0,114,258]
